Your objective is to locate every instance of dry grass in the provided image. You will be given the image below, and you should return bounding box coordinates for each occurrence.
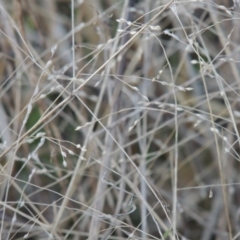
[1,0,240,239]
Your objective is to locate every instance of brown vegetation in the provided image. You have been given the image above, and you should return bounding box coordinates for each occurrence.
[0,0,240,239]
